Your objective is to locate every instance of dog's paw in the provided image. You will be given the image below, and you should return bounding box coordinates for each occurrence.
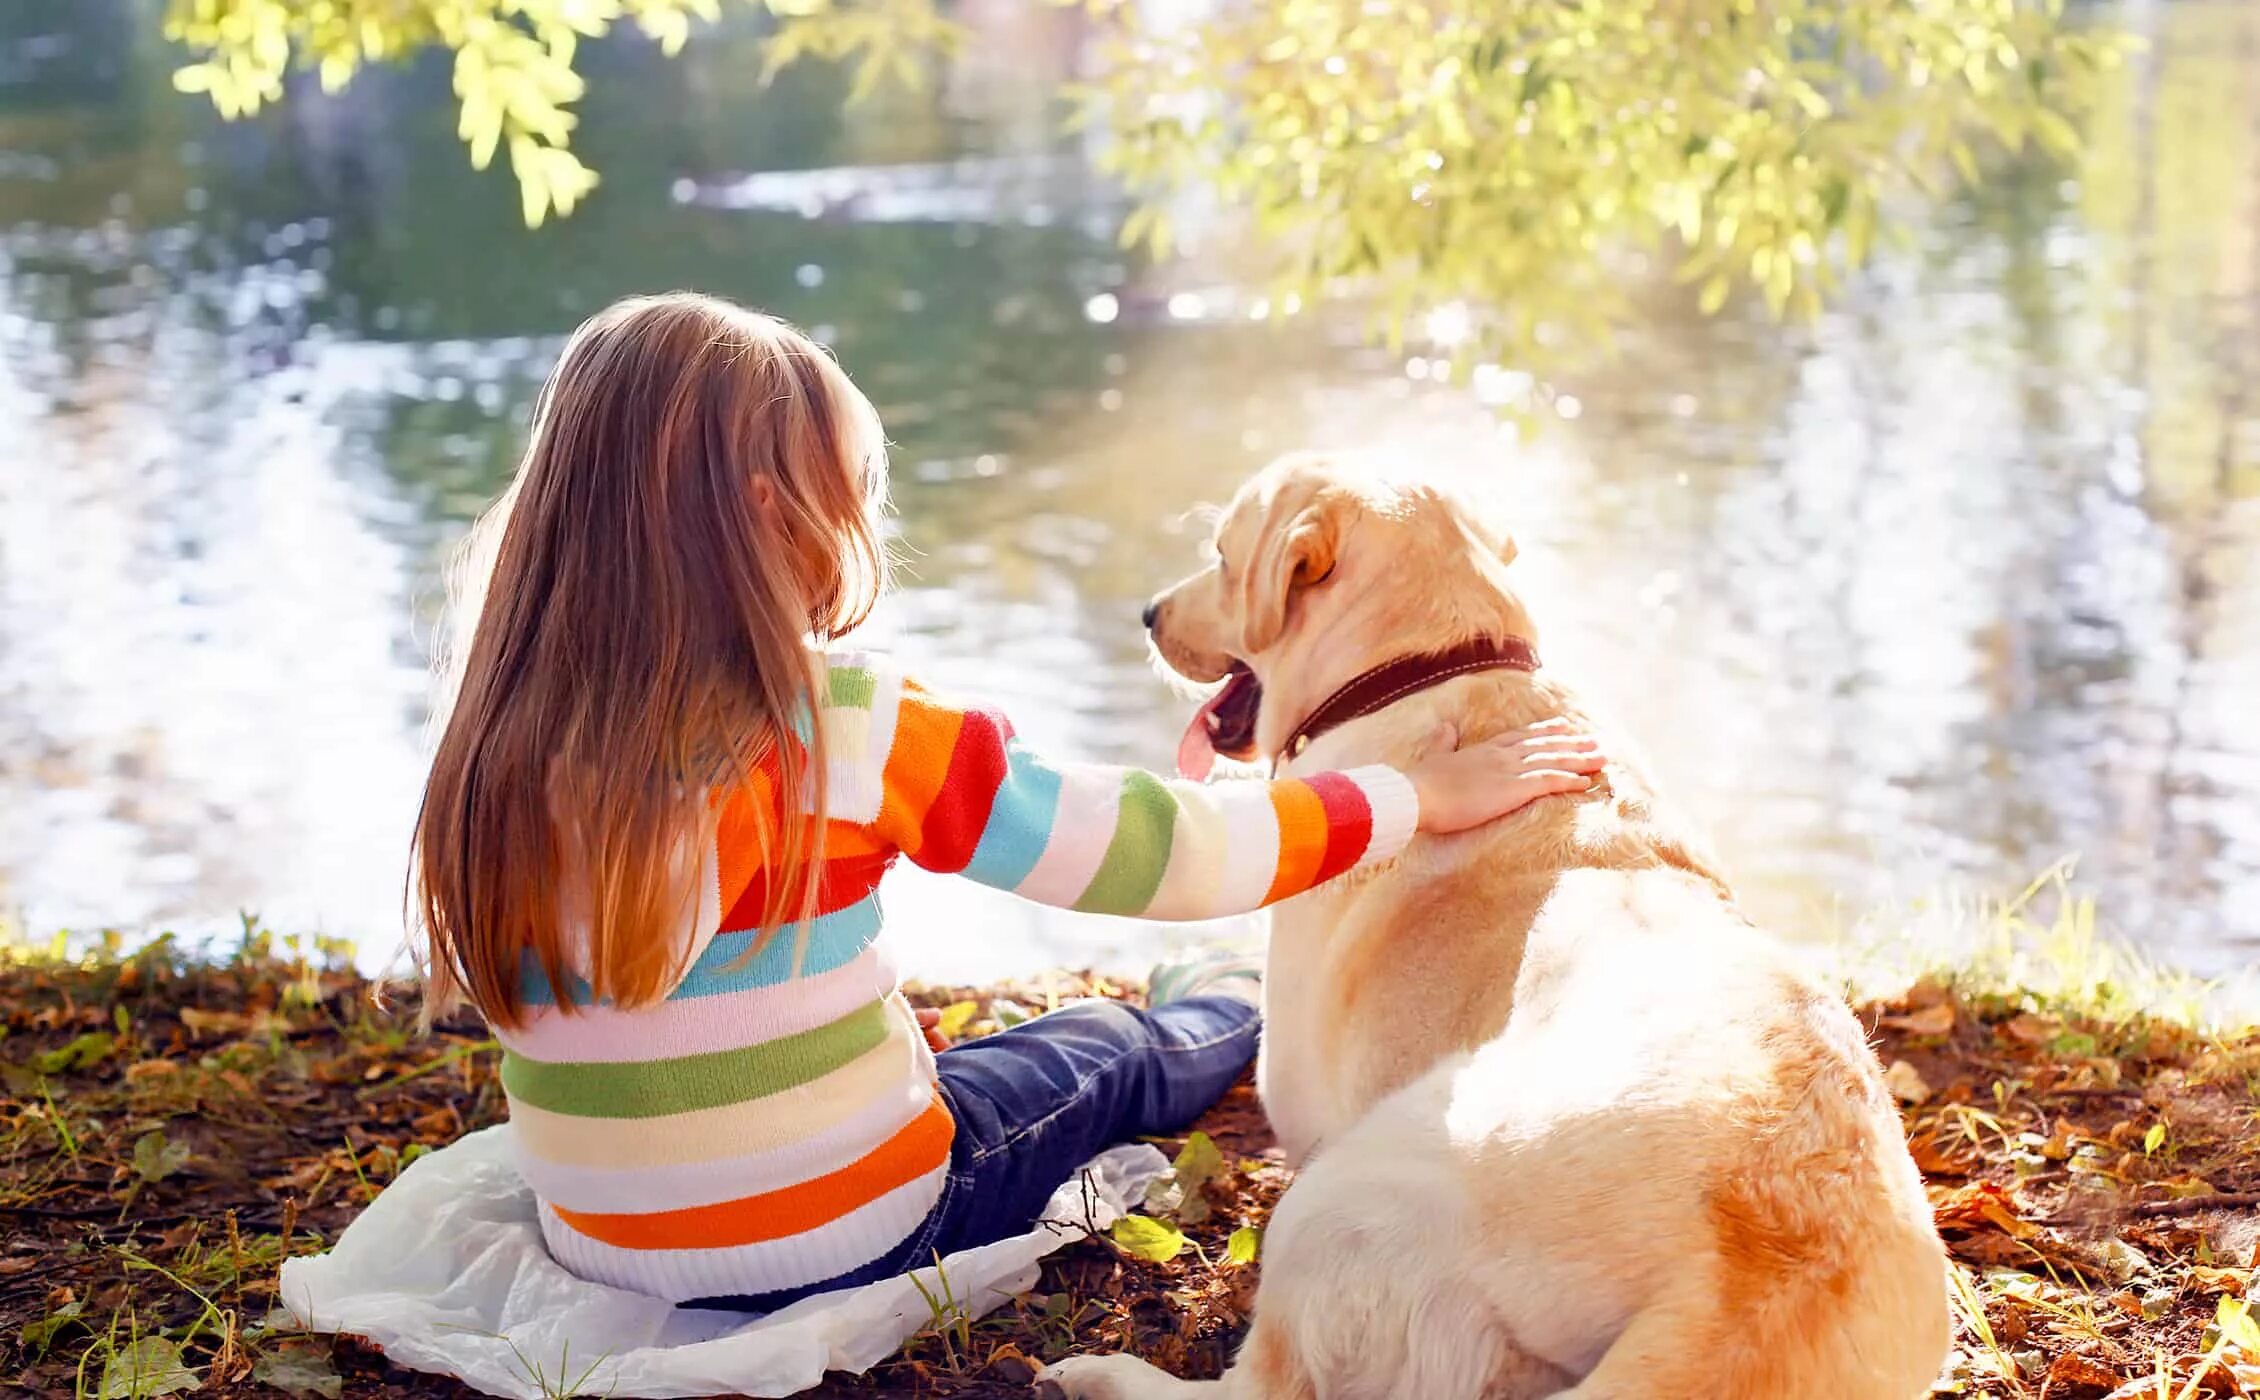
[1033,1353,1173,1400]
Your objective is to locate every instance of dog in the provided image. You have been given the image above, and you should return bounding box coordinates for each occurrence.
[1036,455,1949,1399]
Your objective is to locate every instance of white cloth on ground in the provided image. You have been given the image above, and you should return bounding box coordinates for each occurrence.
[278,1123,1166,1399]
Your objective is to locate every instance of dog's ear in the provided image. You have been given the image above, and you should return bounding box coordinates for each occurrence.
[1237,483,1350,655]
[1409,481,1516,567]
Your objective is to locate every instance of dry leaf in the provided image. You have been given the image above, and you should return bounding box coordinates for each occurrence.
[1934,1181,2039,1239]
[1881,1003,1955,1036]
[2003,1013,2059,1046]
[179,1007,248,1037]
[2046,1351,2122,1392]
[1884,1059,1933,1105]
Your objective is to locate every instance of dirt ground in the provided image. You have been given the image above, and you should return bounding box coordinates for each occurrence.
[6,941,2260,1398]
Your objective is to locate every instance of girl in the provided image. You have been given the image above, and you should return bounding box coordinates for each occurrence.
[412,292,1605,1313]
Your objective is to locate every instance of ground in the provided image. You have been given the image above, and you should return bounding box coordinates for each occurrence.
[5,931,2260,1399]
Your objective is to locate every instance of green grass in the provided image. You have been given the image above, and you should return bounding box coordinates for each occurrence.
[1828,863,2258,1034]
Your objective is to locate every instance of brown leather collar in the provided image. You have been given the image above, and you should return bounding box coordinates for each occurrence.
[1274,637,1541,770]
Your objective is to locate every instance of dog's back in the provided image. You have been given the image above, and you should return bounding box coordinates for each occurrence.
[1254,671,1950,1397]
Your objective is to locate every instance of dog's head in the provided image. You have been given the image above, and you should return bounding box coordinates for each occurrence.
[1147,452,1533,777]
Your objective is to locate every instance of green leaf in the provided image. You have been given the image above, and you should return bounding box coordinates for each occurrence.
[934,1001,978,1039]
[34,1031,113,1075]
[20,1300,84,1358]
[2143,1122,2167,1156]
[2218,1295,2260,1355]
[1226,1226,1261,1265]
[100,1336,200,1399]
[1172,1131,1227,1191]
[132,1128,192,1184]
[253,1340,343,1400]
[1110,1214,1188,1264]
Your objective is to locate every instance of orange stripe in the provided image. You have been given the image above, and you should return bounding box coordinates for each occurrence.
[714,774,896,929]
[876,694,965,860]
[549,1095,954,1250]
[714,776,776,924]
[1262,781,1330,904]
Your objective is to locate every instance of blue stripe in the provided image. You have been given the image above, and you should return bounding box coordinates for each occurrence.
[519,897,885,1007]
[959,737,1063,891]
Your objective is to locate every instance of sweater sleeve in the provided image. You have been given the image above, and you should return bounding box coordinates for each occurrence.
[860,665,1419,919]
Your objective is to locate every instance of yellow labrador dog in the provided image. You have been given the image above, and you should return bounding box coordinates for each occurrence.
[1037,455,1948,1400]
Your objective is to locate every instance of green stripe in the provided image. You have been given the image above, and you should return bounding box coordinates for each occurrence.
[1074,769,1177,915]
[828,665,876,709]
[500,998,891,1118]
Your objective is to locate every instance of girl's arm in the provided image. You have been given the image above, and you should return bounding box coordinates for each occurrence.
[855,663,1602,920]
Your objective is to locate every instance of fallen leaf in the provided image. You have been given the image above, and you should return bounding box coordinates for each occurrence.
[1173,1131,1227,1192]
[1111,1215,1188,1264]
[2045,1351,2122,1393]
[1884,1059,1933,1105]
[933,1001,978,1039]
[33,1031,114,1075]
[1227,1226,1261,1265]
[131,1128,191,1184]
[1882,1003,1956,1036]
[1933,1181,2038,1239]
[992,998,1033,1028]
[179,1007,248,1037]
[1907,1133,1969,1176]
[253,1339,342,1399]
[2003,1013,2058,1046]
[19,1299,84,1358]
[99,1336,199,1398]
[1904,977,1952,1009]
[2101,1237,2151,1283]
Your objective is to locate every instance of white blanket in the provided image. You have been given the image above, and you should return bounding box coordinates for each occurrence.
[279,1124,1166,1398]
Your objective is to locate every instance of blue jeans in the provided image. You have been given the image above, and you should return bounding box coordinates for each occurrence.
[684,996,1261,1314]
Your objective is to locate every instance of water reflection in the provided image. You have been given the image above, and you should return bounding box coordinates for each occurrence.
[1,1,2254,980]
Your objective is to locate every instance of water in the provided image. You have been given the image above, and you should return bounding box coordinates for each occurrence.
[2,1,2256,982]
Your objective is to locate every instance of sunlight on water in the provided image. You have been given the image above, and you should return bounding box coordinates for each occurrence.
[1,1,2255,979]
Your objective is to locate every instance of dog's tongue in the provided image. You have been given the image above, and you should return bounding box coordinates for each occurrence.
[1177,684,1229,781]
[1177,669,1264,780]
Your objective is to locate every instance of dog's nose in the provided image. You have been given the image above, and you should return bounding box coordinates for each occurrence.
[1141,599,1160,630]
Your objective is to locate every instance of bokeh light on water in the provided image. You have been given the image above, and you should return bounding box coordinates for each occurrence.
[1,1,2255,979]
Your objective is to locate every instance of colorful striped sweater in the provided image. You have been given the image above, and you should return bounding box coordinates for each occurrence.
[494,652,1420,1304]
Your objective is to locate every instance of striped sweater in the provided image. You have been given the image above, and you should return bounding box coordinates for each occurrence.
[494,652,1420,1303]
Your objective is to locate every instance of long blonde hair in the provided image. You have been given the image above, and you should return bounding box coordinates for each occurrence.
[413,294,888,1029]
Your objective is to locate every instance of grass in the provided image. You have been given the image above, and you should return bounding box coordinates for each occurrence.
[4,885,2260,1398]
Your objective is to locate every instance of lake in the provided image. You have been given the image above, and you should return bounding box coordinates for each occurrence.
[2,0,2255,983]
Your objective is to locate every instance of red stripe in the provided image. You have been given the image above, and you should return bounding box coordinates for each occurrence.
[917,708,1013,873]
[721,850,896,931]
[1303,771,1374,884]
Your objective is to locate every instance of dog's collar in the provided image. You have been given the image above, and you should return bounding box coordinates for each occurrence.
[1272,637,1542,771]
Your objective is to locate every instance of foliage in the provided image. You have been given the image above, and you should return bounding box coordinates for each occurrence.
[159,0,957,226]
[160,0,2122,366]
[1087,0,2123,358]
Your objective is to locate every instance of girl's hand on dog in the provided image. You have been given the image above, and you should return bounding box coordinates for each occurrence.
[1407,717,1606,834]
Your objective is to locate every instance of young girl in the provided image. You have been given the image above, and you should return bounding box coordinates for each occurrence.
[413,292,1605,1313]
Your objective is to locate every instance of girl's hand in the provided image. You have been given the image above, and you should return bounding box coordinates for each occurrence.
[914,1007,950,1053]
[1405,717,1606,835]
